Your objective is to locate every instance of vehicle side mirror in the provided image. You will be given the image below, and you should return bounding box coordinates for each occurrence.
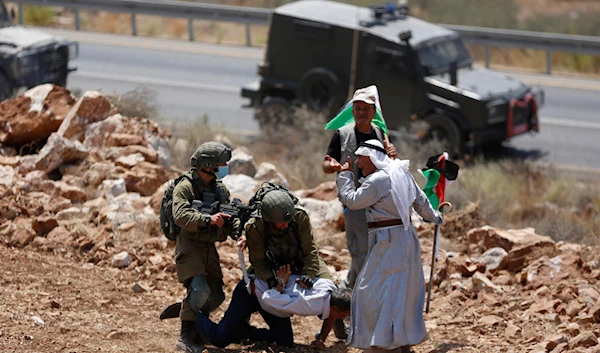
[449,61,458,86]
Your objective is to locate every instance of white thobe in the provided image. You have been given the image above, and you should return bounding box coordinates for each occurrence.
[253,275,337,319]
[337,169,440,350]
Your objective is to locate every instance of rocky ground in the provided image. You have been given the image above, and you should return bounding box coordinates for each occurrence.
[1,85,599,353]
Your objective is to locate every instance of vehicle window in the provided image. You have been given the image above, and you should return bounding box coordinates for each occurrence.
[374,46,413,77]
[293,19,332,40]
[376,47,401,70]
[418,37,471,74]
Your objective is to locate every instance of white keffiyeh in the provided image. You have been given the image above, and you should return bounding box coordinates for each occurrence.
[354,139,416,230]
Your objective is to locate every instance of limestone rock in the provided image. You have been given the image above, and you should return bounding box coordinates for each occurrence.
[221,174,260,205]
[477,247,509,272]
[123,162,169,196]
[569,332,598,349]
[10,228,36,248]
[254,162,289,189]
[298,197,344,235]
[471,272,503,294]
[111,251,131,268]
[99,179,127,200]
[467,226,556,271]
[228,148,256,177]
[57,91,113,141]
[32,133,88,174]
[0,85,75,145]
[31,216,59,236]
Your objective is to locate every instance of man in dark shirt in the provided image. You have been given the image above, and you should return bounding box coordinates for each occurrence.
[322,87,397,339]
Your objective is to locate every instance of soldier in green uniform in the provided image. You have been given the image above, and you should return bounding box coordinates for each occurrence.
[172,141,239,353]
[240,189,333,291]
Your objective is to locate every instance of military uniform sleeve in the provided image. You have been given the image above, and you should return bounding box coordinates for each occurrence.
[246,220,274,281]
[296,210,320,279]
[172,179,210,232]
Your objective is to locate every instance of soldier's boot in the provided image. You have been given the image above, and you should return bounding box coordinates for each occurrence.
[400,345,414,353]
[159,302,182,320]
[333,318,348,340]
[174,321,203,353]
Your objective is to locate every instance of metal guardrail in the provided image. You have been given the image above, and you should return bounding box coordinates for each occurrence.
[7,0,600,74]
[445,24,600,74]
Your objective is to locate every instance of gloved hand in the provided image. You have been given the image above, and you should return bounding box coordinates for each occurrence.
[297,275,314,289]
[267,276,278,289]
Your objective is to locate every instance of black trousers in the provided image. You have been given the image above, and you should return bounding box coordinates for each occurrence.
[195,279,294,348]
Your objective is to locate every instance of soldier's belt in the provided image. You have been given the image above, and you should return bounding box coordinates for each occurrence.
[368,219,403,229]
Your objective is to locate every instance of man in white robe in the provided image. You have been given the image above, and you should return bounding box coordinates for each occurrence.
[336,139,443,353]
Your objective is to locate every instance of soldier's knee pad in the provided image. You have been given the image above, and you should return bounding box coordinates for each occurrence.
[188,276,211,313]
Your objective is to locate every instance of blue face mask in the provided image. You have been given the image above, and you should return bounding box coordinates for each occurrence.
[215,166,229,179]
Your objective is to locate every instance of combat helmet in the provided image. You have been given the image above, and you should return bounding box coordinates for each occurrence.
[260,190,296,223]
[190,141,232,170]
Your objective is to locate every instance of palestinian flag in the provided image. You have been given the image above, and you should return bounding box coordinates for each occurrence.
[418,152,459,211]
[324,85,389,135]
[419,152,459,261]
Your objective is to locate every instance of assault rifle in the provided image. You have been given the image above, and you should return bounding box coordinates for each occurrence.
[191,198,256,239]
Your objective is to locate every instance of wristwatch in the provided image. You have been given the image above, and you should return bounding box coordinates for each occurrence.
[204,215,211,224]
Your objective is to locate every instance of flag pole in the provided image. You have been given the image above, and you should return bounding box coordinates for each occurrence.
[426,201,452,314]
[348,9,360,98]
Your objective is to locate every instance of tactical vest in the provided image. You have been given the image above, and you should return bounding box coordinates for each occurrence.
[192,172,233,241]
[339,123,384,187]
[254,208,306,275]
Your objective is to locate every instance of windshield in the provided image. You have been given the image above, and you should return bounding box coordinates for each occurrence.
[417,37,471,75]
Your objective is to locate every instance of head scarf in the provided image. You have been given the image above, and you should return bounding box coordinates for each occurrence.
[355,139,416,230]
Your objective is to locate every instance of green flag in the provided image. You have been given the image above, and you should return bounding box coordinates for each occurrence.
[421,168,441,210]
[324,85,389,135]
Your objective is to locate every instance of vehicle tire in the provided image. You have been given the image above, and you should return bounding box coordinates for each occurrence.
[422,114,463,157]
[0,73,14,102]
[299,68,344,116]
[256,96,293,129]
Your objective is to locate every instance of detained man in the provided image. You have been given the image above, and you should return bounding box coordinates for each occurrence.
[336,139,443,353]
[253,264,352,351]
[192,267,351,351]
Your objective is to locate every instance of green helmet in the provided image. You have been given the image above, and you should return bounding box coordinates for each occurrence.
[260,190,295,223]
[190,141,232,170]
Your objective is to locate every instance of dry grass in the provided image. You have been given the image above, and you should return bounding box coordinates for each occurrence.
[106,87,160,120]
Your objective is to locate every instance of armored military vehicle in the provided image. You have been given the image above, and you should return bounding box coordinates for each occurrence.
[0,1,78,101]
[241,0,544,154]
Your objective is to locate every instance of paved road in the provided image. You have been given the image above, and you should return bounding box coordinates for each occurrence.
[46,29,600,168]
